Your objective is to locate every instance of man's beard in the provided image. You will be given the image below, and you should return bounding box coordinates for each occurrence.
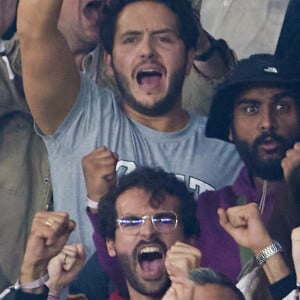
[233,131,297,181]
[116,239,170,298]
[111,60,186,117]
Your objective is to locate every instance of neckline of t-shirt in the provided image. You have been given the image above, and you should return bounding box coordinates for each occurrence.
[129,113,206,142]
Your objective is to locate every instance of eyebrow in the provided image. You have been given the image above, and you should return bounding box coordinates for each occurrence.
[120,28,178,38]
[152,28,179,35]
[272,91,296,102]
[234,98,260,106]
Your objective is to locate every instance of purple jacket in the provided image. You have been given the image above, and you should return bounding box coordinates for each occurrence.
[88,211,126,288]
[196,166,277,282]
[89,166,280,286]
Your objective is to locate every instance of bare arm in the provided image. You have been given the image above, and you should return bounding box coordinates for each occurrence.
[192,11,235,79]
[20,211,75,294]
[82,146,118,213]
[219,203,290,284]
[17,0,80,135]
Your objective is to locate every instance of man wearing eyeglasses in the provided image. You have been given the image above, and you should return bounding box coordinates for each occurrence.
[88,167,201,300]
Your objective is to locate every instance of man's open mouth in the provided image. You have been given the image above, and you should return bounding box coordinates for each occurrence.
[138,245,165,277]
[136,69,162,86]
[258,136,282,153]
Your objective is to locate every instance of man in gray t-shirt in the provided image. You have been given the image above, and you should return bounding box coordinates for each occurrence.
[18,0,242,258]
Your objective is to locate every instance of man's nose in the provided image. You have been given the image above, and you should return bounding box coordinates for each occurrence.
[138,36,156,59]
[139,217,156,239]
[258,107,277,132]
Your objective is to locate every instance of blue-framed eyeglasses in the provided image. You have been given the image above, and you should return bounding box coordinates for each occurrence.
[116,211,178,234]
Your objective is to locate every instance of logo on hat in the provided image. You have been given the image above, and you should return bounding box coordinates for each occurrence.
[264,67,278,74]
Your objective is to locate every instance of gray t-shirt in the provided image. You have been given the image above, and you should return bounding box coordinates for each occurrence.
[40,75,242,258]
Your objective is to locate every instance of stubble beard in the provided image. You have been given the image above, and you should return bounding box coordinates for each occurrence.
[111,59,187,117]
[116,252,170,298]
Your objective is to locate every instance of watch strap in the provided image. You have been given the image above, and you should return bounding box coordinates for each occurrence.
[255,240,282,265]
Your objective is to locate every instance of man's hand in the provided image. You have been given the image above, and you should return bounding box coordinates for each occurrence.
[20,211,76,285]
[46,243,86,295]
[219,203,291,283]
[218,203,272,254]
[82,146,118,202]
[165,242,201,277]
[162,264,195,300]
[163,242,200,300]
[282,142,300,188]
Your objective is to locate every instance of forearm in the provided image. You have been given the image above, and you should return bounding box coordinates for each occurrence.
[269,272,296,300]
[18,0,62,38]
[193,31,236,79]
[17,0,80,135]
[262,253,291,284]
[193,51,234,79]
[19,260,49,294]
[250,238,290,283]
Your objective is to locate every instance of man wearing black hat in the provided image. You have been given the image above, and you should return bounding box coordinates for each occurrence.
[195,54,300,290]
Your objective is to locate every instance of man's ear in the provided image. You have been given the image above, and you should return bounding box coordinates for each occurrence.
[185,48,195,76]
[106,239,117,257]
[104,51,114,77]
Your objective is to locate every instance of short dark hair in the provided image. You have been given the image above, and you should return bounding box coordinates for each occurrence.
[100,0,199,54]
[98,167,199,240]
[189,268,245,300]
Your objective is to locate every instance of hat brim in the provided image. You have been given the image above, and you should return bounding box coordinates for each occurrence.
[205,79,300,142]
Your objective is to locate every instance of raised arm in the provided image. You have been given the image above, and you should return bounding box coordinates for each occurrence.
[192,9,235,79]
[17,0,80,135]
[163,242,202,300]
[82,147,125,287]
[218,203,290,284]
[19,211,75,295]
[193,26,235,79]
[82,146,118,212]
[46,244,86,297]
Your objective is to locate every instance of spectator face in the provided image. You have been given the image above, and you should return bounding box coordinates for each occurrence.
[106,1,194,117]
[58,0,104,52]
[230,87,300,180]
[106,187,187,298]
[0,0,18,37]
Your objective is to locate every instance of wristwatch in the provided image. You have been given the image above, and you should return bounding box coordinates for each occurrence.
[255,240,282,265]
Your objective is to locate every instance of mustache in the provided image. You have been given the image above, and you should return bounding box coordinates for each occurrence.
[132,59,165,76]
[133,238,167,257]
[253,132,287,149]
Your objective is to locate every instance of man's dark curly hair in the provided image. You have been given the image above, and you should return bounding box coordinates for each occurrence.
[100,0,199,54]
[98,167,199,240]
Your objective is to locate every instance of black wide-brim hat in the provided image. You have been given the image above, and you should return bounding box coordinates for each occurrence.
[205,54,300,142]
